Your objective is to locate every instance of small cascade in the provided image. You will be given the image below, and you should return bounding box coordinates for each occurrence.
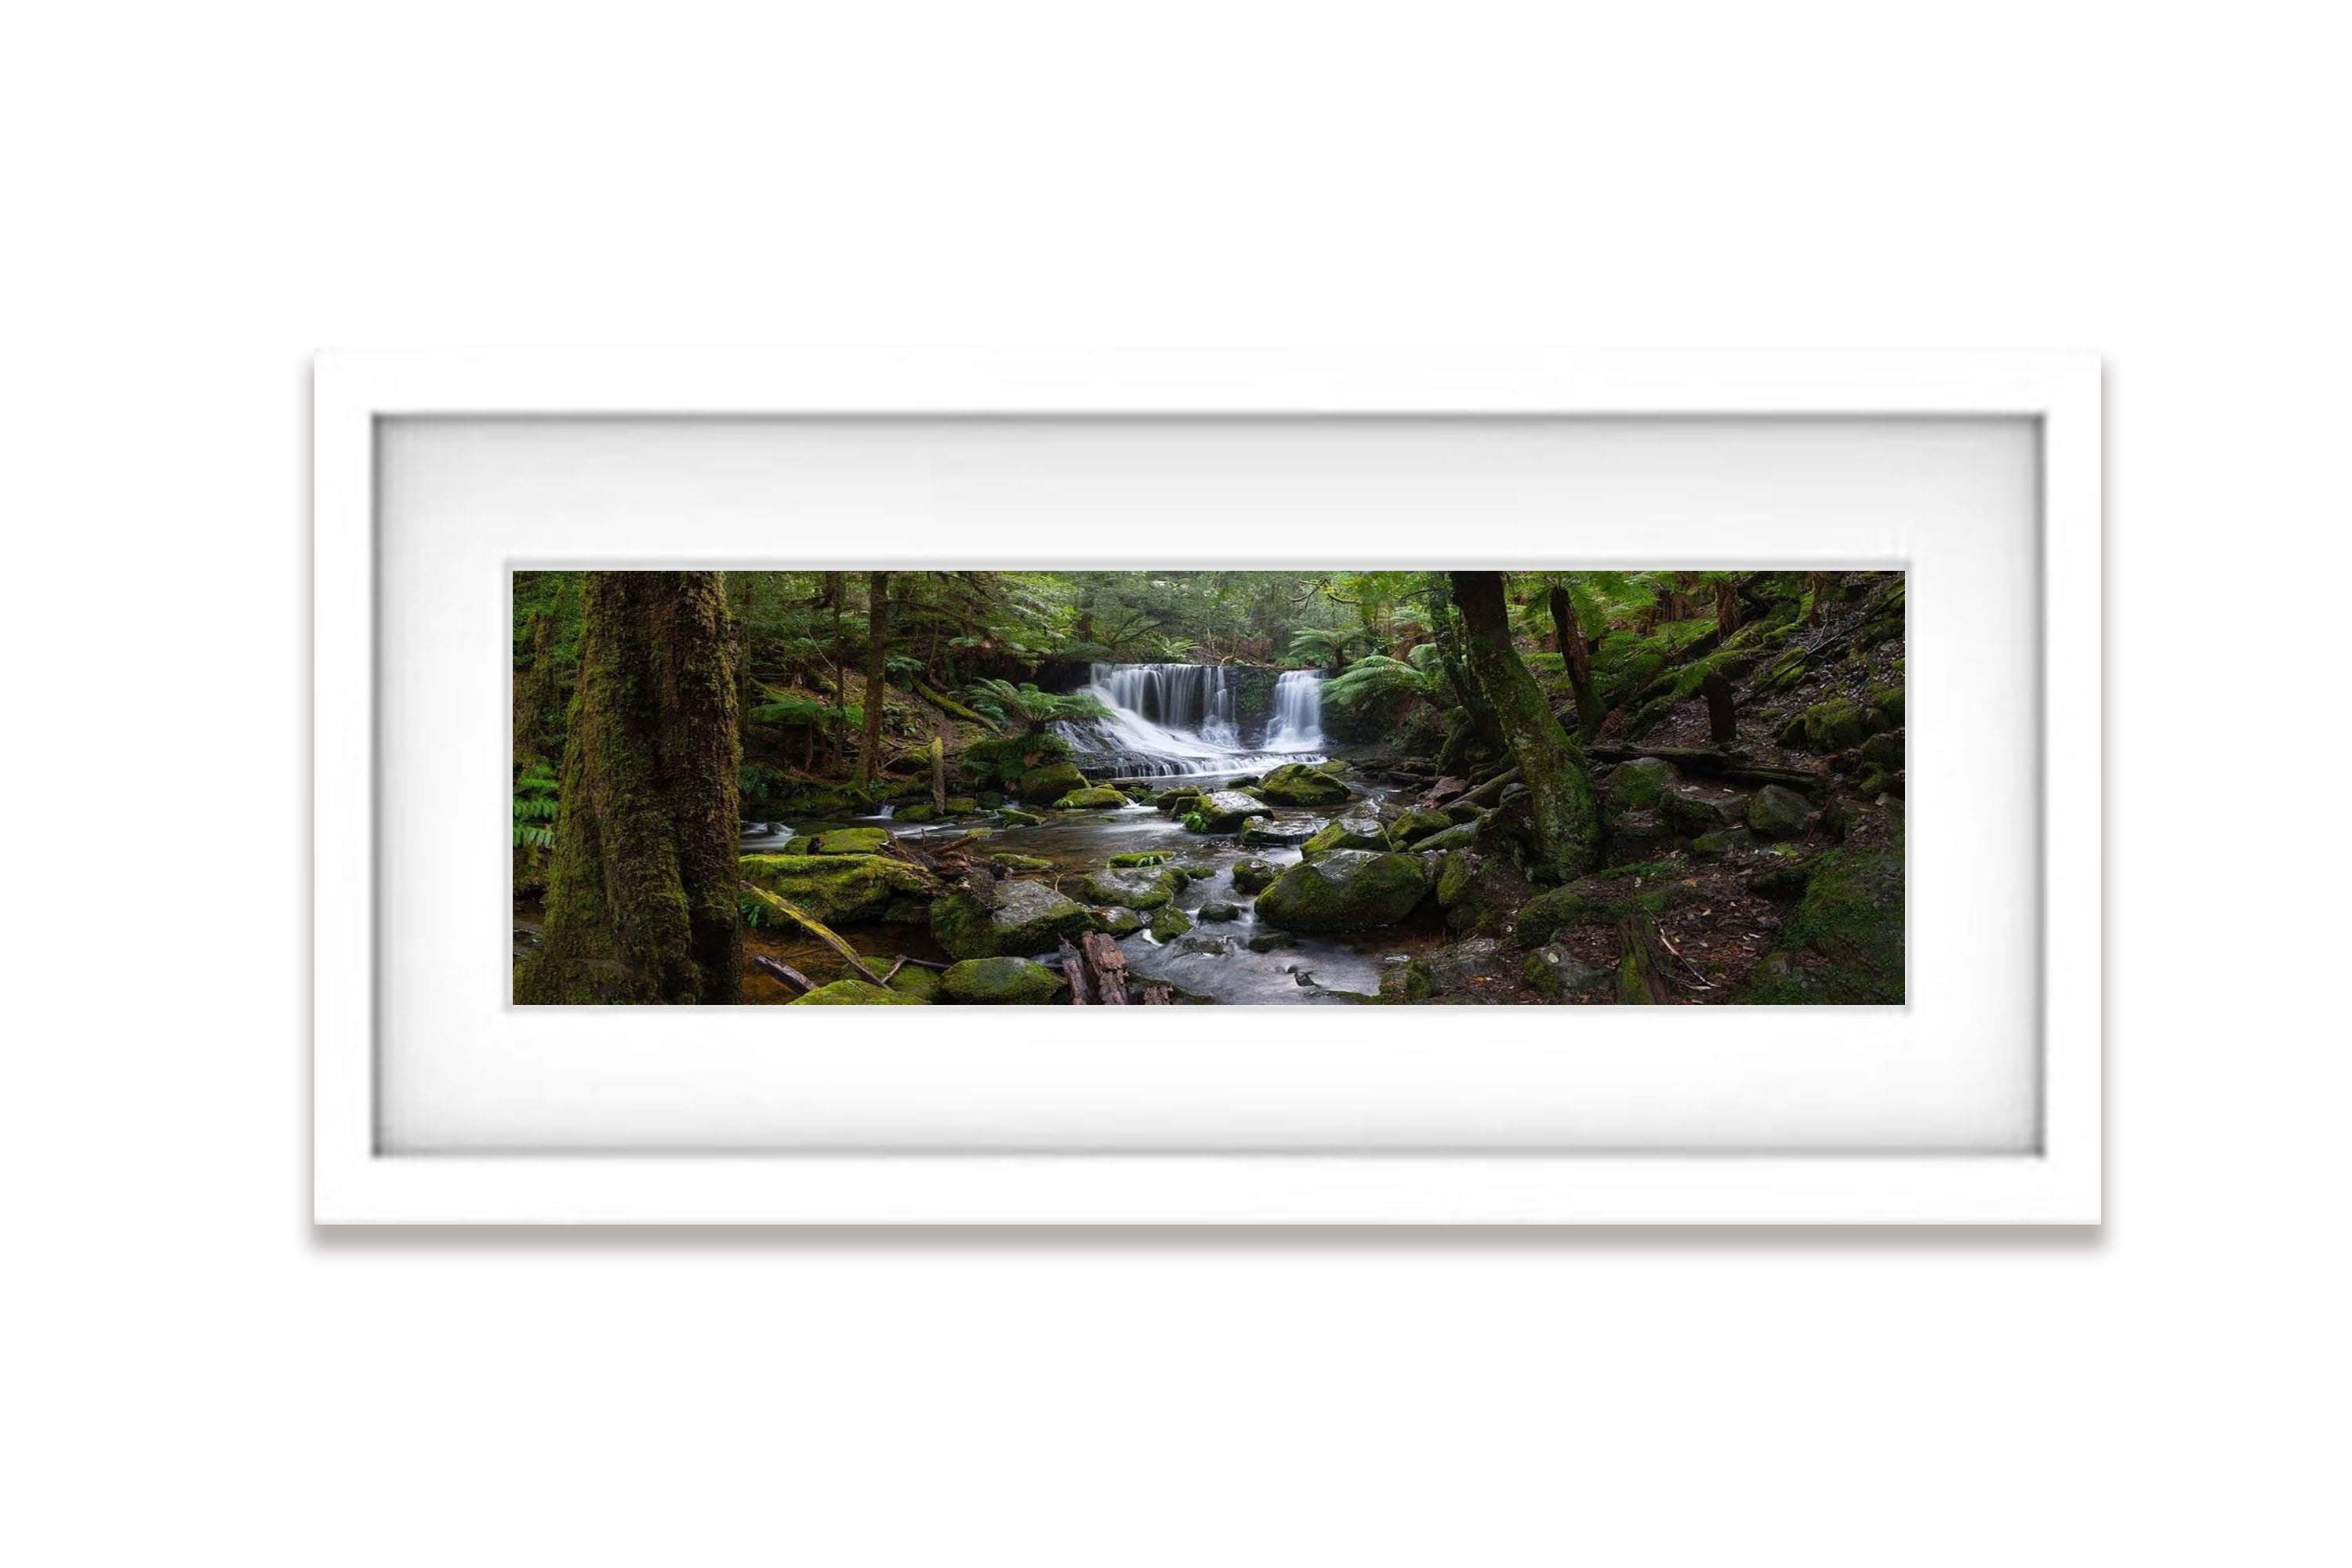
[873,802,897,819]
[1261,669,1324,751]
[1056,662,1328,777]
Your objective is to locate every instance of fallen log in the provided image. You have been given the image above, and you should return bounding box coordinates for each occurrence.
[1140,984,1174,1005]
[739,881,887,985]
[1058,938,1096,1005]
[1616,912,1675,1004]
[751,955,816,994]
[1454,767,1522,810]
[1079,931,1132,1005]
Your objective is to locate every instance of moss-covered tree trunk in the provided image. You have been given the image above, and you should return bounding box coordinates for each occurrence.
[1450,570,1600,882]
[1545,583,1605,739]
[516,572,742,1005]
[856,570,891,787]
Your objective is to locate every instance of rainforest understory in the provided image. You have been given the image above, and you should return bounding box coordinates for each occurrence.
[513,568,1906,1005]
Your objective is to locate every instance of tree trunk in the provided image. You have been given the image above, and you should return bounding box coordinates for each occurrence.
[929,735,947,813]
[1713,578,1741,637]
[517,572,742,1004]
[1701,671,1738,745]
[1425,583,1505,753]
[1449,571,1600,883]
[857,570,891,786]
[1809,571,1835,626]
[1545,583,1606,739]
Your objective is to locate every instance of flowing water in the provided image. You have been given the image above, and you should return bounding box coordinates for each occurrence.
[740,662,1446,1003]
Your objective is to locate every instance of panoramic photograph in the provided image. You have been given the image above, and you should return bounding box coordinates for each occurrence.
[513,568,1904,1006]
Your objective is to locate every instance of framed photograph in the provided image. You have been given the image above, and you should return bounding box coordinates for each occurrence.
[314,350,2100,1225]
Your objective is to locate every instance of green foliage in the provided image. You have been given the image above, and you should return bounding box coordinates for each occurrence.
[963,679,1112,733]
[1321,654,1438,713]
[511,760,559,849]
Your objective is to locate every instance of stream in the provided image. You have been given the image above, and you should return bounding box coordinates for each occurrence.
[739,662,1454,1003]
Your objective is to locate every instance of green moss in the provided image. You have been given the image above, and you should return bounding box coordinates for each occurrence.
[789,979,927,1005]
[1800,700,1870,753]
[1253,850,1430,932]
[939,956,1065,1004]
[807,827,891,855]
[994,808,1043,827]
[1088,906,1145,937]
[1053,786,1129,810]
[1109,850,1175,866]
[1604,757,1679,810]
[1149,906,1192,941]
[1386,808,1454,848]
[1018,761,1087,803]
[928,878,1095,959]
[1073,866,1180,910]
[1302,814,1389,858]
[1229,857,1279,895]
[1736,833,1904,1004]
[988,853,1056,872]
[739,852,939,927]
[1254,762,1352,807]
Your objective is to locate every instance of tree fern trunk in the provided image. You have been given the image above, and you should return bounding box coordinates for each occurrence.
[1546,583,1606,739]
[857,570,891,787]
[516,572,742,1005]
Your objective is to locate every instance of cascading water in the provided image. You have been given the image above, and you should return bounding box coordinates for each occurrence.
[1056,662,1329,777]
[1261,669,1324,751]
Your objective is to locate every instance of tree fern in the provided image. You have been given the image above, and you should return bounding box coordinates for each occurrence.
[1320,654,1437,713]
[512,761,560,849]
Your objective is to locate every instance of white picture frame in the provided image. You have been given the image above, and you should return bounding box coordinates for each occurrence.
[314,350,2101,1225]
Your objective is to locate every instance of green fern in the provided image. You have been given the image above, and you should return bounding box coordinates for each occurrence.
[1320,654,1438,713]
[512,760,560,849]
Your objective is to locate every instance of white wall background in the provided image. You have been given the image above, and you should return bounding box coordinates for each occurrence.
[2,4,2343,1564]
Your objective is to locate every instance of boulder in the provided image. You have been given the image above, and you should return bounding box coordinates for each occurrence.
[994,808,1043,827]
[1858,731,1905,771]
[1737,831,1905,1004]
[1409,818,1481,855]
[1522,943,1615,1000]
[987,852,1055,872]
[788,979,927,1005]
[885,965,940,1002]
[1017,761,1087,804]
[1798,699,1870,753]
[1604,756,1679,810]
[1254,849,1431,932]
[1421,775,1473,808]
[1198,902,1243,922]
[1657,786,1748,839]
[1242,818,1321,848]
[1148,906,1193,941]
[1315,759,1351,776]
[1174,860,1221,880]
[1087,906,1145,937]
[1229,857,1280,895]
[1385,807,1455,849]
[1432,848,1533,938]
[928,878,1096,959]
[1748,783,1816,840]
[1301,811,1390,858]
[1073,866,1180,910]
[1054,786,1130,810]
[807,826,892,855]
[895,804,938,822]
[1188,790,1268,833]
[939,956,1066,1004]
[1514,873,1708,946]
[1108,849,1175,867]
[1602,812,1678,868]
[740,852,938,927]
[1690,828,1754,860]
[1253,762,1352,807]
[1247,930,1298,953]
[1155,786,1206,816]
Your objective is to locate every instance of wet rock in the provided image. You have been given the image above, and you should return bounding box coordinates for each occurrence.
[1797,699,1871,753]
[1409,818,1482,855]
[1155,786,1205,816]
[1432,848,1532,938]
[1246,930,1297,953]
[1301,811,1389,858]
[1054,786,1129,810]
[1229,857,1279,895]
[1253,762,1352,807]
[1149,906,1193,942]
[1073,866,1180,910]
[987,853,1055,872]
[1241,819,1320,848]
[1109,850,1175,867]
[929,878,1095,960]
[1254,849,1431,932]
[804,826,892,855]
[1858,731,1904,770]
[1748,784,1816,840]
[1602,812,1677,867]
[1087,906,1145,937]
[1175,934,1234,956]
[1690,828,1754,860]
[1198,902,1243,922]
[940,956,1066,1005]
[1189,790,1270,833]
[994,808,1044,827]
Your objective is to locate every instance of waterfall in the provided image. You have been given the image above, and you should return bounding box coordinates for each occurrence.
[1261,669,1324,751]
[1054,662,1329,778]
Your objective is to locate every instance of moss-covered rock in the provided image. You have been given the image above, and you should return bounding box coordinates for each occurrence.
[940,956,1065,1004]
[1109,849,1175,867]
[1410,819,1482,855]
[1301,811,1389,858]
[1149,905,1192,941]
[1736,836,1904,1004]
[1188,790,1268,833]
[788,979,927,1005]
[1087,906,1145,937]
[1604,757,1679,810]
[1197,901,1243,922]
[1241,818,1321,848]
[1690,828,1754,860]
[1229,857,1279,895]
[1798,699,1870,753]
[944,796,977,815]
[1748,783,1816,840]
[1054,786,1129,810]
[1253,849,1430,932]
[1657,787,1748,839]
[1432,848,1533,938]
[1514,871,1706,945]
[1386,807,1454,849]
[895,804,937,822]
[1155,786,1205,816]
[1602,813,1678,867]
[988,853,1056,873]
[960,732,1067,788]
[994,807,1044,827]
[1073,866,1180,910]
[1858,731,1904,771]
[1254,761,1352,807]
[929,877,1096,959]
[807,826,893,856]
[1246,930,1297,953]
[1018,761,1087,804]
[1174,859,1221,880]
[740,852,940,927]
[886,965,940,1002]
[1522,943,1615,1000]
